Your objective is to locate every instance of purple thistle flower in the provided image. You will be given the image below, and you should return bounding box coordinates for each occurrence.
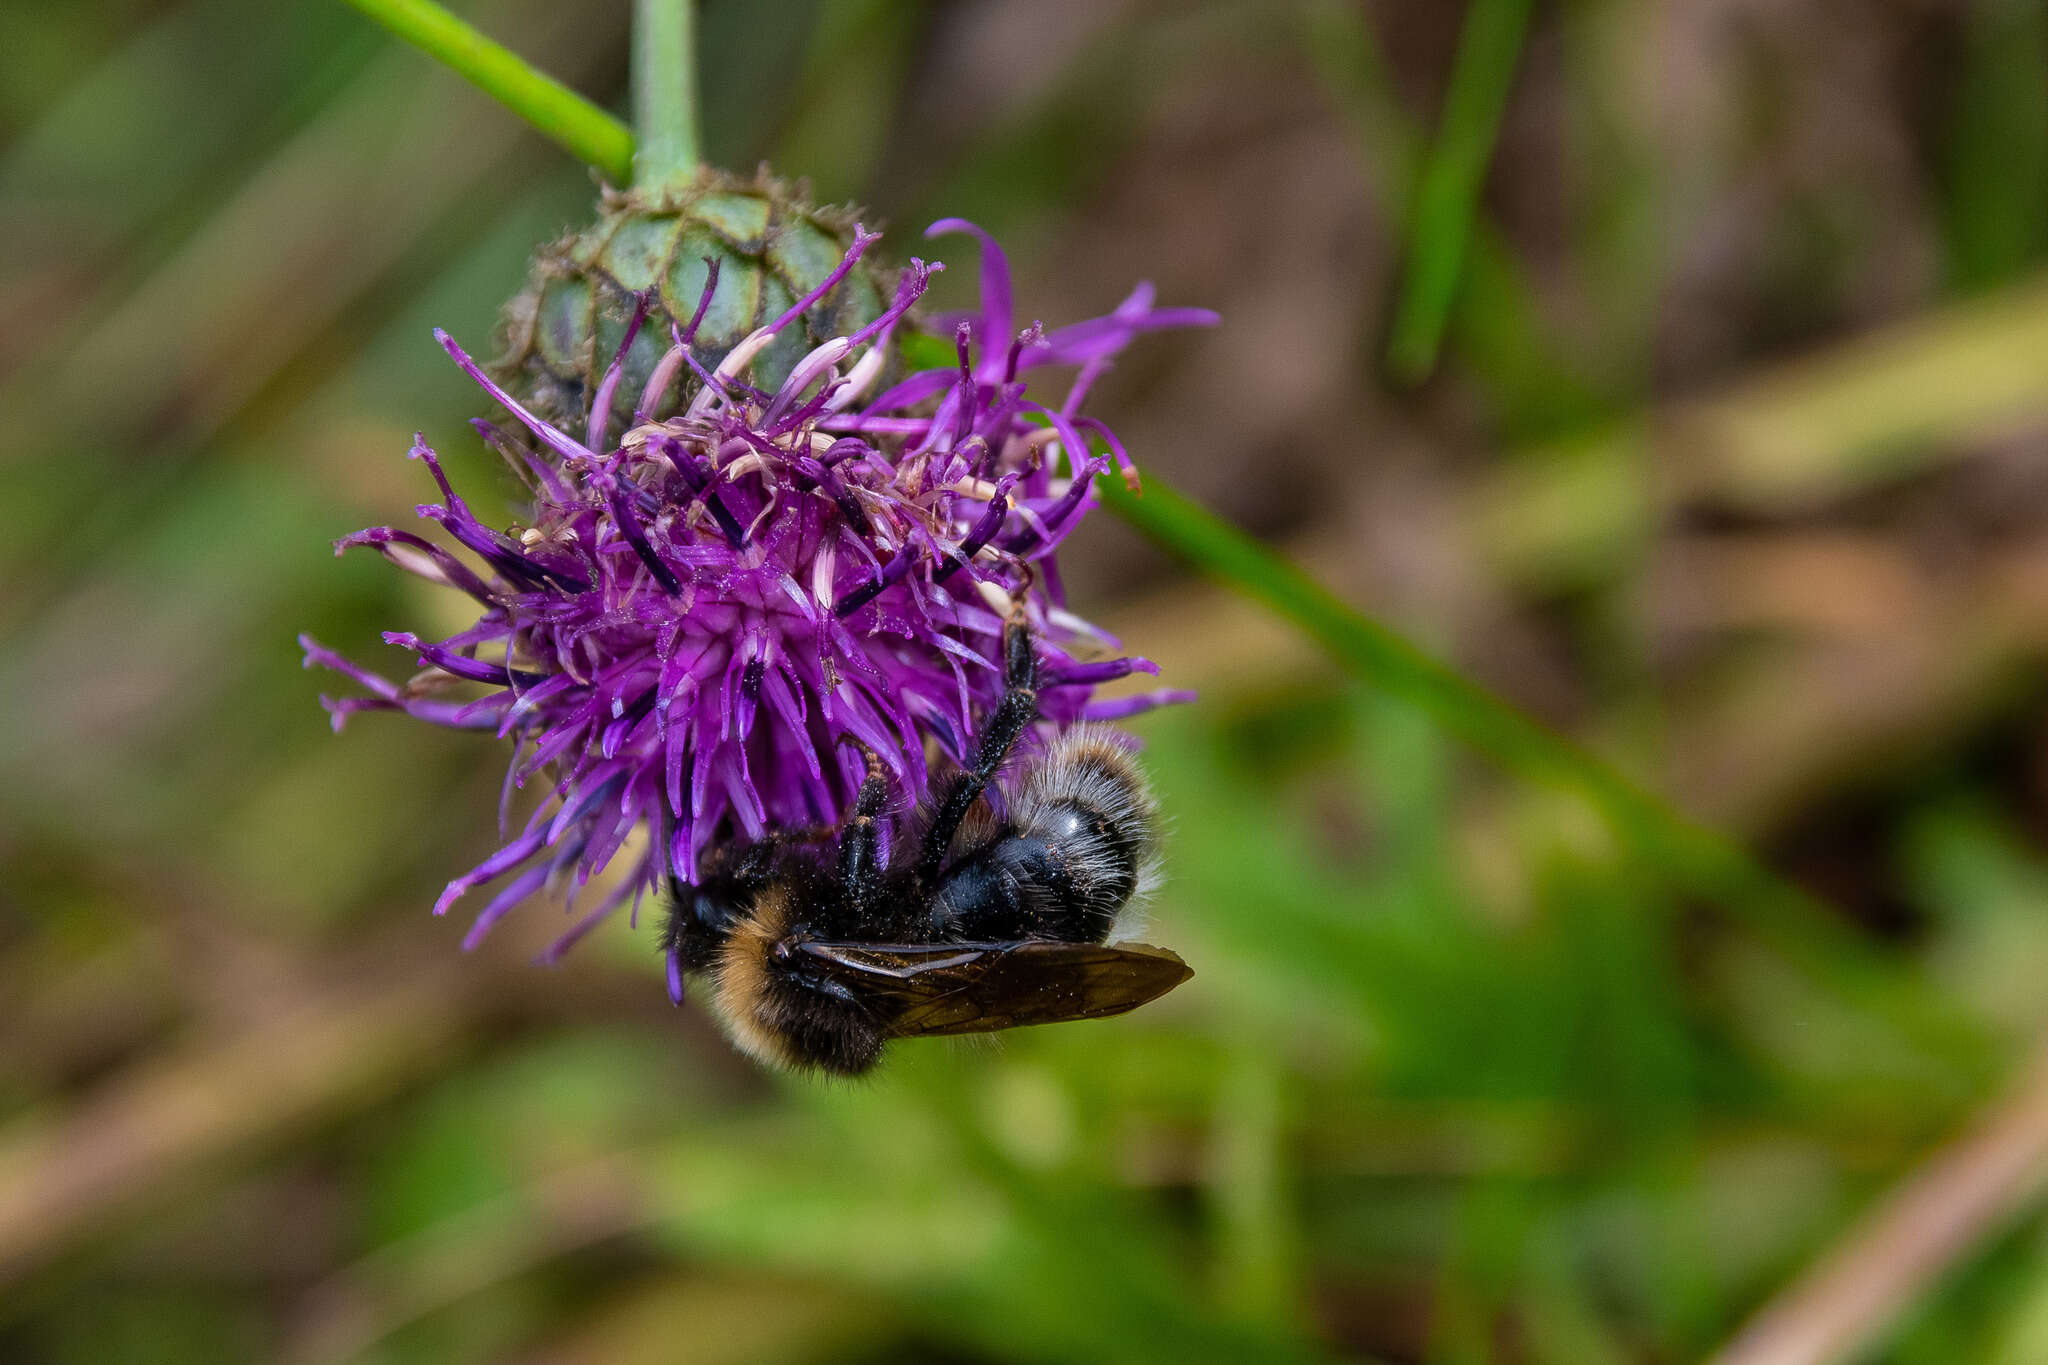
[304,220,1214,963]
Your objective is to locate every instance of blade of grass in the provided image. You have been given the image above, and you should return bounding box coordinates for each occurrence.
[0,949,480,1286]
[1297,0,1608,436]
[339,0,632,184]
[1941,0,2048,293]
[2,0,624,631]
[1384,0,1534,385]
[1096,472,1982,1069]
[289,1153,651,1364]
[1479,269,2048,593]
[1707,1030,2048,1365]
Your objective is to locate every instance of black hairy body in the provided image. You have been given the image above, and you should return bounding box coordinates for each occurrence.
[660,620,1184,1075]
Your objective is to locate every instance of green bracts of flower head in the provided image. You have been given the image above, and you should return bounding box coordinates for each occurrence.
[494,168,895,435]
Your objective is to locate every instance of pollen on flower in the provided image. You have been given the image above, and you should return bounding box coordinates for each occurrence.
[303,217,1213,962]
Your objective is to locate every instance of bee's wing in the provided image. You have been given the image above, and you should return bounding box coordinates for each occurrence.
[793,939,1192,1037]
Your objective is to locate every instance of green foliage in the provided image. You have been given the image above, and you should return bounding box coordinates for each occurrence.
[12,2,2048,1363]
[1941,0,2048,292]
[1383,0,1534,385]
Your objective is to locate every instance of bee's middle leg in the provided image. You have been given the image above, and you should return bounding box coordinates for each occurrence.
[915,614,1039,884]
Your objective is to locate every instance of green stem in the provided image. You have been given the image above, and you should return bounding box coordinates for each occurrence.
[632,0,700,194]
[340,0,632,184]
[1385,0,1534,384]
[1097,472,1982,1067]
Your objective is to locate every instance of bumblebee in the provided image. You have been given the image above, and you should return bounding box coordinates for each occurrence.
[661,618,1189,1074]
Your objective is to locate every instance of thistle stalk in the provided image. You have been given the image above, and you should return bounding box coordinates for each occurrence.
[632,0,700,194]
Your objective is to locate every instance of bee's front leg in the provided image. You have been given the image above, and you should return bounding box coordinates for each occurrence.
[833,744,892,920]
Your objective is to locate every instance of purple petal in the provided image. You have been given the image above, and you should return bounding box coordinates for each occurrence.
[460,861,555,949]
[767,225,881,337]
[1082,688,1199,721]
[435,329,593,469]
[926,219,1013,373]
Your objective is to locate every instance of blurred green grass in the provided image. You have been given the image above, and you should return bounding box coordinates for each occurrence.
[12,2,2048,1363]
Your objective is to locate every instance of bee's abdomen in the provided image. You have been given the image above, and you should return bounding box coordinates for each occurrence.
[1024,804,1141,928]
[1003,725,1160,941]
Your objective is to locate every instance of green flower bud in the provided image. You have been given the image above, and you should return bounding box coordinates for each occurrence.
[494,168,893,434]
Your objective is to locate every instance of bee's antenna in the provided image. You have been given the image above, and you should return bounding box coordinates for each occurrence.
[856,740,886,787]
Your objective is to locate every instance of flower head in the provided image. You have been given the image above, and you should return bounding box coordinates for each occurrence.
[304,218,1213,965]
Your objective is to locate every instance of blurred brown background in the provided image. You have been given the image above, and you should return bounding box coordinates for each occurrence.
[8,1,2048,1361]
